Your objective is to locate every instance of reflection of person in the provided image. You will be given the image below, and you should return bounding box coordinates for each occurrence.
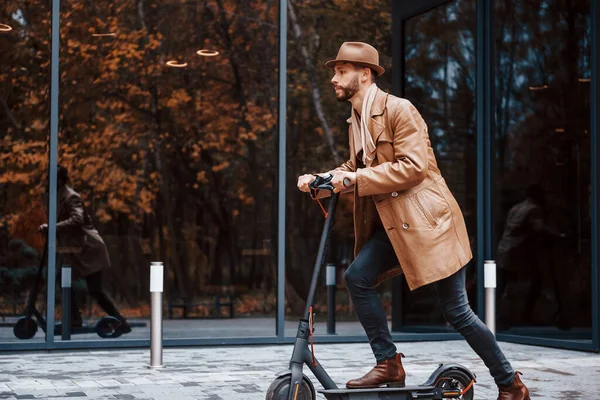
[497,184,566,328]
[39,165,131,333]
[297,42,529,399]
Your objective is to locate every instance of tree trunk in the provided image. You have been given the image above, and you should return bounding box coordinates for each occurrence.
[288,0,342,165]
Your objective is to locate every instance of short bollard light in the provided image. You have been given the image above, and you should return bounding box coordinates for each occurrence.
[484,260,497,336]
[61,266,72,340]
[150,261,164,368]
[326,263,336,335]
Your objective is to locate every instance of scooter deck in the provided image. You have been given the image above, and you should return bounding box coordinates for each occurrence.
[319,385,451,400]
[53,323,99,335]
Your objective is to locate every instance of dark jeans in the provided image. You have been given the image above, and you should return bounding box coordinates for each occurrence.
[70,270,126,324]
[344,229,515,387]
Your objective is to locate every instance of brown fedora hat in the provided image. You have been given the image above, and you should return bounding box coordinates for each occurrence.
[325,42,385,76]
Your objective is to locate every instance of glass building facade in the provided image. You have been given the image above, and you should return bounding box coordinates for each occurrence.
[0,0,598,352]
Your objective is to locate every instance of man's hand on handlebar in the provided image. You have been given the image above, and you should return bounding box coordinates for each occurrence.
[297,173,329,193]
[297,171,356,194]
[331,171,356,193]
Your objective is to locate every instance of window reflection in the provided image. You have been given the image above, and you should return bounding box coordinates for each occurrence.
[403,0,477,329]
[284,0,393,333]
[0,2,50,343]
[55,0,279,340]
[494,0,592,339]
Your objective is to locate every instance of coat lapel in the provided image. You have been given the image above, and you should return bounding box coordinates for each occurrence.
[56,186,69,219]
[369,90,387,142]
[365,90,387,166]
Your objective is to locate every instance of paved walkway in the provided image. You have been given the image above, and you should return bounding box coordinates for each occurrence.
[0,341,598,399]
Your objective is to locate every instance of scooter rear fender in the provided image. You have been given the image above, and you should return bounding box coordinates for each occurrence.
[423,363,477,386]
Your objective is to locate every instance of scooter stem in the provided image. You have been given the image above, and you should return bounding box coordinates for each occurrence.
[303,192,339,319]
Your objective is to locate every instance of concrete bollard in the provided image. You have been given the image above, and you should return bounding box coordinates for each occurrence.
[150,261,164,368]
[484,260,497,336]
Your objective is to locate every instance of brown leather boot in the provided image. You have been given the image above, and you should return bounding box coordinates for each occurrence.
[498,371,530,400]
[346,353,406,389]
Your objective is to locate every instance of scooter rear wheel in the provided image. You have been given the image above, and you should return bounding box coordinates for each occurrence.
[435,369,474,400]
[14,317,38,340]
[96,316,123,338]
[266,375,314,400]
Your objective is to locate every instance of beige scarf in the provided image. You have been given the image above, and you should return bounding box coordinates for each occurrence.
[351,83,378,167]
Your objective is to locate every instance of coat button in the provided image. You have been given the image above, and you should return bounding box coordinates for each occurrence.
[402,222,409,229]
[391,191,399,198]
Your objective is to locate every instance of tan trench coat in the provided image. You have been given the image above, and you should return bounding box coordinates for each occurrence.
[56,186,111,280]
[335,90,472,290]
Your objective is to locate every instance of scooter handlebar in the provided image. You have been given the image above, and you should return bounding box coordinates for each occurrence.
[309,174,334,198]
[308,174,353,199]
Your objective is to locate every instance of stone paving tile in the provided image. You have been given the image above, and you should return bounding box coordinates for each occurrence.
[72,380,102,389]
[50,381,79,389]
[96,379,122,387]
[136,378,160,386]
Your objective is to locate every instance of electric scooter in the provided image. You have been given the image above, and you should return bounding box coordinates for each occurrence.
[13,240,124,340]
[266,174,476,400]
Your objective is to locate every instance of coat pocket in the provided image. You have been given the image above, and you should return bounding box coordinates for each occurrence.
[377,194,432,231]
[410,195,437,229]
[413,183,451,229]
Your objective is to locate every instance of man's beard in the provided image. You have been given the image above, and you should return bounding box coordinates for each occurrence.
[334,77,359,102]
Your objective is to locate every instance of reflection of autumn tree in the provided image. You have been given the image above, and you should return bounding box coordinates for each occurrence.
[1,1,280,309]
[2,0,509,315]
[1,2,51,255]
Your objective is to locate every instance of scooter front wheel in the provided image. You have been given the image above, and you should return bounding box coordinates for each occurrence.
[14,316,38,339]
[266,375,314,400]
[435,368,474,400]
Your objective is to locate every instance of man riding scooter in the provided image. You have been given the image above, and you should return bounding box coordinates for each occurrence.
[39,164,131,334]
[297,42,530,400]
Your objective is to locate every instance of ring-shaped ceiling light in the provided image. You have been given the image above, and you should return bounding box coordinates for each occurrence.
[0,23,13,32]
[528,85,548,91]
[166,60,188,68]
[196,49,219,57]
[92,32,116,37]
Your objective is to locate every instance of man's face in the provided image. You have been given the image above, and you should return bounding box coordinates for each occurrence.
[331,63,360,102]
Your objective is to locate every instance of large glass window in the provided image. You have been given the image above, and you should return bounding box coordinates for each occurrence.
[54,0,279,341]
[494,0,592,342]
[284,0,393,336]
[402,0,477,331]
[0,2,50,344]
